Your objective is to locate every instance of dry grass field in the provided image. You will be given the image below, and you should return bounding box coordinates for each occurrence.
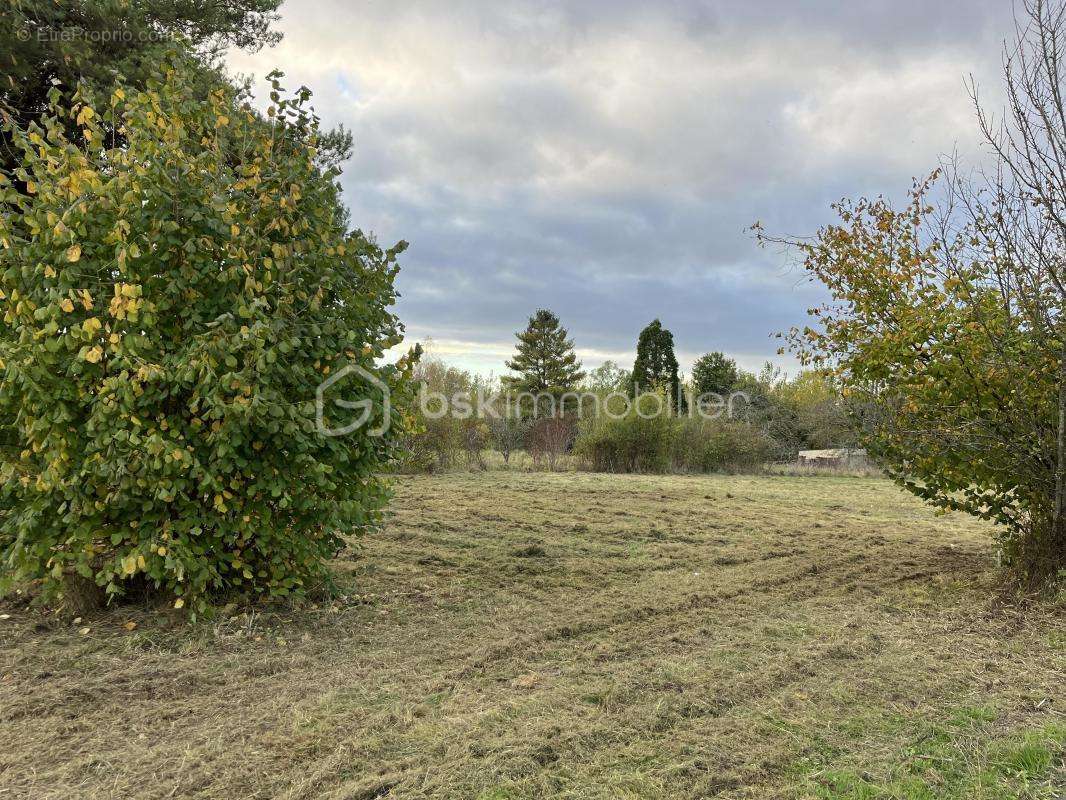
[1,471,1063,799]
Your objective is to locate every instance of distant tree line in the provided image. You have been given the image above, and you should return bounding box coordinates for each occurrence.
[399,309,860,474]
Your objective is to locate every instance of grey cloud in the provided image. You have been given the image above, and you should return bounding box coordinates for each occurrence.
[227,0,1015,375]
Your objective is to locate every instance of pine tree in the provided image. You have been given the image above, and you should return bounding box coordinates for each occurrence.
[631,319,685,414]
[505,310,585,408]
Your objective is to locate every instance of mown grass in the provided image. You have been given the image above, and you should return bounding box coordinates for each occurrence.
[794,707,1065,799]
[0,471,1063,799]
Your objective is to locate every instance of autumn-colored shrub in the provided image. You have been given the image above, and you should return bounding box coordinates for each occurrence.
[528,416,575,471]
[395,356,474,472]
[0,56,409,615]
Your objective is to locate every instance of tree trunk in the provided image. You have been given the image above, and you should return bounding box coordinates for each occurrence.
[1052,335,1066,573]
[62,573,104,617]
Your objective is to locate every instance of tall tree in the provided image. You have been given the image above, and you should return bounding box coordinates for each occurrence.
[630,319,684,414]
[504,310,584,411]
[691,351,738,398]
[759,0,1066,584]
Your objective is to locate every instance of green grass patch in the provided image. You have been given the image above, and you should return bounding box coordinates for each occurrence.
[797,708,1065,799]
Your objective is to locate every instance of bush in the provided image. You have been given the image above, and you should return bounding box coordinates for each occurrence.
[528,416,576,471]
[461,419,488,470]
[573,399,774,475]
[573,408,674,473]
[0,59,408,615]
[488,415,529,465]
[670,419,774,473]
[395,356,475,472]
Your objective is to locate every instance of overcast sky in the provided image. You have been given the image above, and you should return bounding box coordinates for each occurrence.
[226,0,1015,377]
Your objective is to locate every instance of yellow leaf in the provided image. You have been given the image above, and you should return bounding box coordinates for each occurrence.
[123,621,137,631]
[157,546,167,556]
[83,346,103,364]
[60,298,74,313]
[66,244,81,262]
[173,598,184,609]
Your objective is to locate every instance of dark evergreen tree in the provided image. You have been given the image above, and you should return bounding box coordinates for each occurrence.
[630,319,685,414]
[692,351,738,397]
[1,0,284,175]
[505,310,585,411]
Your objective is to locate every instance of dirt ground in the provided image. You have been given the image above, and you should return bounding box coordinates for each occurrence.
[1,471,1063,799]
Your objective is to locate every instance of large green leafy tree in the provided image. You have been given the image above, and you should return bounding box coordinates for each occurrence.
[691,351,738,398]
[0,54,410,614]
[504,309,585,411]
[631,319,684,414]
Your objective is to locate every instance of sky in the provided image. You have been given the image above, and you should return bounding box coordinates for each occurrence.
[225,0,1015,378]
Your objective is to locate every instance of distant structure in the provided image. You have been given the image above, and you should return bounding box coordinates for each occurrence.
[796,448,868,469]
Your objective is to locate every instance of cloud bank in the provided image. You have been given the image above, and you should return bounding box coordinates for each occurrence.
[227,0,1013,375]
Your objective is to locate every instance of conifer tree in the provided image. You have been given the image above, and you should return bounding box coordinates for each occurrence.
[631,320,685,414]
[504,310,585,408]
